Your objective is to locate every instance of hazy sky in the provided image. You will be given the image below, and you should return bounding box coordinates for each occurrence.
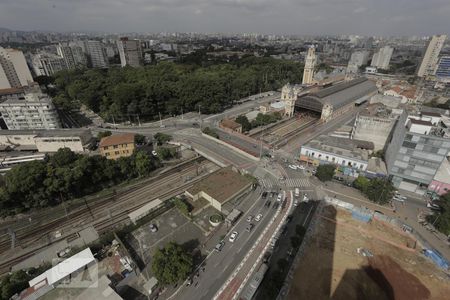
[0,0,449,36]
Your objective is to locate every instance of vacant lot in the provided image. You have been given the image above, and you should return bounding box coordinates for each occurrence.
[288,205,450,300]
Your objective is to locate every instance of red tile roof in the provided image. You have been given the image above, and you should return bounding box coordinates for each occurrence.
[99,133,135,148]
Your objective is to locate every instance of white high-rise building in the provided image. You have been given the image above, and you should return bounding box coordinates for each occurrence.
[117,37,143,67]
[371,46,394,70]
[0,90,61,130]
[347,50,370,74]
[85,40,109,68]
[0,47,33,89]
[57,43,87,69]
[32,53,67,76]
[417,35,447,77]
[302,46,316,85]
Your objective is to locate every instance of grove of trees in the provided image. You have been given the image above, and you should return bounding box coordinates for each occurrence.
[353,176,395,205]
[0,264,50,300]
[426,192,450,235]
[0,148,160,215]
[315,164,336,182]
[151,242,193,285]
[50,57,303,122]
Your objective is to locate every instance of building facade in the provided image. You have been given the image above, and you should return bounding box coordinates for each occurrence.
[117,37,143,67]
[371,46,393,70]
[85,40,109,68]
[347,51,369,74]
[99,133,135,160]
[32,53,67,76]
[0,91,61,130]
[417,35,447,77]
[302,46,316,85]
[0,47,33,89]
[57,42,87,69]
[436,56,450,82]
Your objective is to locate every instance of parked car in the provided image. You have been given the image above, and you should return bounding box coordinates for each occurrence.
[246,223,254,232]
[265,200,271,208]
[288,165,297,170]
[152,150,158,156]
[393,195,405,202]
[247,215,253,222]
[277,194,283,202]
[255,214,263,222]
[262,191,268,199]
[229,231,238,242]
[215,241,225,252]
[273,202,280,209]
[149,224,158,232]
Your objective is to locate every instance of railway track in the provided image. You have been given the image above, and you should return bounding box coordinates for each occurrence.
[273,119,319,148]
[0,158,216,274]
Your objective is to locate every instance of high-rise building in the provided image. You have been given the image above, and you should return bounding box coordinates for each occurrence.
[347,51,369,74]
[0,47,33,89]
[435,56,450,82]
[417,35,447,77]
[85,40,109,68]
[302,46,316,85]
[57,42,87,69]
[32,53,67,76]
[117,37,143,67]
[0,89,61,130]
[371,46,394,70]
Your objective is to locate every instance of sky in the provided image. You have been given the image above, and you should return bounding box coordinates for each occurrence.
[0,0,449,36]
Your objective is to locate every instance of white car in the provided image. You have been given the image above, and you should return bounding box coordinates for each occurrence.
[229,231,238,243]
[298,165,306,170]
[255,214,263,222]
[247,215,253,222]
[294,200,299,207]
[288,164,297,170]
[277,194,283,202]
[392,196,405,202]
[152,150,158,156]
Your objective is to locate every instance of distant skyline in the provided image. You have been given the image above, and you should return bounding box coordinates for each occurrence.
[0,0,449,36]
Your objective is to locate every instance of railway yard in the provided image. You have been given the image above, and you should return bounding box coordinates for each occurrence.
[0,156,219,275]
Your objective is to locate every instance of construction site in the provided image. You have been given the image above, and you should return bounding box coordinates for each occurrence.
[288,204,450,300]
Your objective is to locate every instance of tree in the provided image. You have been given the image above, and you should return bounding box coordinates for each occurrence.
[364,178,395,204]
[156,147,178,160]
[151,242,193,285]
[202,127,219,139]
[235,115,252,132]
[134,151,153,177]
[154,132,172,146]
[353,176,370,193]
[135,134,146,145]
[97,131,112,140]
[315,164,335,182]
[426,193,450,235]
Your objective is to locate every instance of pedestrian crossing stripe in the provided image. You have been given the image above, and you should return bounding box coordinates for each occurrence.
[258,178,310,188]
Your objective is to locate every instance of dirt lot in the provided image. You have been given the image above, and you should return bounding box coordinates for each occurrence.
[288,205,450,300]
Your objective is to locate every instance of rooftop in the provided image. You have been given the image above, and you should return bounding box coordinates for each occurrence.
[99,133,135,148]
[304,135,374,161]
[409,118,433,126]
[186,167,252,204]
[434,158,450,184]
[220,119,242,130]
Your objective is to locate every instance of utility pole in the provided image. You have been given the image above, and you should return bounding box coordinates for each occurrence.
[112,115,116,129]
[136,114,141,127]
[181,107,184,120]
[159,112,162,127]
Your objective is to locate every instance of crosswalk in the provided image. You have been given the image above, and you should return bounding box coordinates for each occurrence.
[259,177,310,189]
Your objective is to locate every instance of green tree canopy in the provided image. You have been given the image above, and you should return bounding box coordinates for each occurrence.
[426,193,450,235]
[151,242,193,285]
[153,133,172,146]
[97,131,112,140]
[235,115,252,132]
[315,164,336,182]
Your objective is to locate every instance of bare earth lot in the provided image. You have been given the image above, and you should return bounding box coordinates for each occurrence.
[288,205,450,300]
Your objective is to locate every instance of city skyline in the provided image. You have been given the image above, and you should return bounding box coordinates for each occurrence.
[0,0,449,36]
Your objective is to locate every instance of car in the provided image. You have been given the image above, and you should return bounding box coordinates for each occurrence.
[298,165,306,170]
[427,202,442,211]
[265,200,271,208]
[288,164,297,170]
[273,202,280,209]
[152,150,158,156]
[246,223,254,232]
[263,251,272,263]
[294,188,300,197]
[294,200,299,207]
[229,231,238,242]
[303,195,309,202]
[262,191,268,199]
[192,122,199,127]
[392,196,405,202]
[255,214,263,222]
[160,124,166,128]
[247,215,253,222]
[286,215,293,223]
[186,278,193,286]
[215,241,225,252]
[149,224,158,232]
[277,194,283,202]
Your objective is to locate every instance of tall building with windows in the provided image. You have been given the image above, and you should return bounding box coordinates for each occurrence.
[417,35,447,77]
[302,46,316,85]
[32,53,67,76]
[371,46,393,70]
[347,50,370,73]
[85,40,109,68]
[117,37,143,67]
[436,56,450,82]
[57,42,87,69]
[0,47,33,89]
[0,89,61,130]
